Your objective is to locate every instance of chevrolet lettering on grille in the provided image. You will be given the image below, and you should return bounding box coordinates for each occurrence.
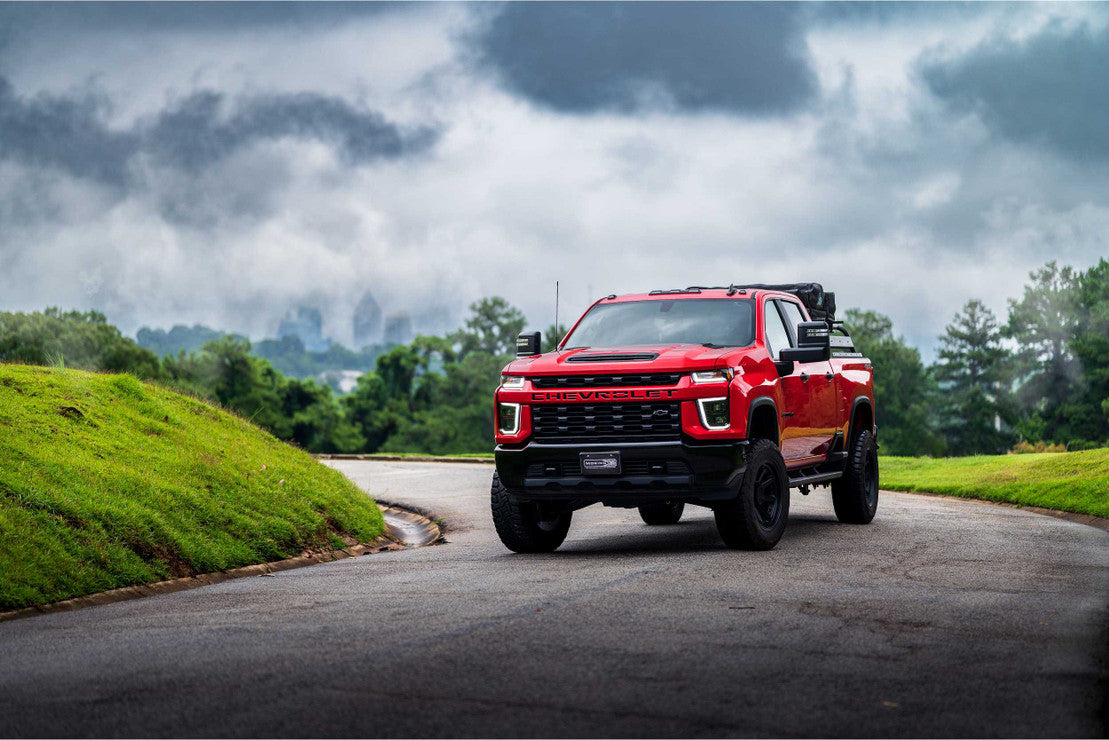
[530,389,678,401]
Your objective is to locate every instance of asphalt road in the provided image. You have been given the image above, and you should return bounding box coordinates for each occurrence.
[1,460,1106,738]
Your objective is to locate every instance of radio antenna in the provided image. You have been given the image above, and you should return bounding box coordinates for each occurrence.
[554,280,560,351]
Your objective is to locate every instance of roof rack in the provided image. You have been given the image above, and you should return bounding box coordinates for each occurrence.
[648,288,702,295]
[735,283,837,323]
[684,285,747,296]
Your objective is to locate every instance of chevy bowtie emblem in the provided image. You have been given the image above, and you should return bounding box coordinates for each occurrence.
[652,408,669,418]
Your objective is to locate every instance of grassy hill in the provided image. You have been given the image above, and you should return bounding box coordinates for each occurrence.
[0,365,384,611]
[882,449,1109,518]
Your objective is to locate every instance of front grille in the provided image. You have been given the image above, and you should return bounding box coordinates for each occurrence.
[531,402,682,444]
[531,373,683,390]
[526,460,692,477]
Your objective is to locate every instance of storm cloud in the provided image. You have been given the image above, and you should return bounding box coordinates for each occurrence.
[476,3,817,114]
[923,21,1109,160]
[0,77,435,187]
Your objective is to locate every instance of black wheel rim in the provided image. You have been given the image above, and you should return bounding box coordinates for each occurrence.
[864,452,878,509]
[753,465,783,528]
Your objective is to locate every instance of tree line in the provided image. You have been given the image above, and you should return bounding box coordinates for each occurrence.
[1,259,1105,456]
[846,259,1108,455]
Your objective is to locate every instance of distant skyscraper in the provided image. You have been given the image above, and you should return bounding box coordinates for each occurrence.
[277,306,329,352]
[352,291,383,348]
[383,311,413,345]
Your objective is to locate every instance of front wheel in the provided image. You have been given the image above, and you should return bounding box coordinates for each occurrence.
[831,429,879,524]
[490,472,572,552]
[714,439,789,550]
[638,500,685,526]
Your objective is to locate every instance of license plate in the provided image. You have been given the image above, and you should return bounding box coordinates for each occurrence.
[580,451,621,475]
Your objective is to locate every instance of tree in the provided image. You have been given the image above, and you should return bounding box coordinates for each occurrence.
[0,308,163,379]
[165,337,361,453]
[934,300,1014,455]
[842,309,944,456]
[450,297,526,358]
[1005,262,1083,441]
[1069,259,1109,444]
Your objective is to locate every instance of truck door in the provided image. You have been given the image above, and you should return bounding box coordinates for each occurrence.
[777,299,839,457]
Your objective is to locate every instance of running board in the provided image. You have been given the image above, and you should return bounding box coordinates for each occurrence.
[787,451,848,490]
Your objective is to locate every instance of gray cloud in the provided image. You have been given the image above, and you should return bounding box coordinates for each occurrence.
[146,90,436,171]
[922,21,1109,160]
[0,78,137,186]
[0,77,437,187]
[475,2,816,114]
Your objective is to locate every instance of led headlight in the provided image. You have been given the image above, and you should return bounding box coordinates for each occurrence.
[500,375,526,389]
[691,369,734,384]
[697,397,730,430]
[498,403,521,434]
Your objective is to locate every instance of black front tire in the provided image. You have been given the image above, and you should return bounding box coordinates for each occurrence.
[490,472,572,552]
[638,500,685,526]
[714,439,789,550]
[831,428,879,524]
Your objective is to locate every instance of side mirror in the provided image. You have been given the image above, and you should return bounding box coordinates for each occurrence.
[796,321,831,349]
[780,321,830,363]
[516,331,541,357]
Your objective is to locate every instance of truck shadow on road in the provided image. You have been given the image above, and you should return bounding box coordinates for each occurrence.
[549,513,850,555]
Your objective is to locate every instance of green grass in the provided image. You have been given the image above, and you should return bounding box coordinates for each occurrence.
[881,449,1109,518]
[0,365,384,610]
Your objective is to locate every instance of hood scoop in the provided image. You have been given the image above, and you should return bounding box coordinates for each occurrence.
[566,352,659,363]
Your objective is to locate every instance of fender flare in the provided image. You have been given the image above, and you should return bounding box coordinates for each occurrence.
[848,396,875,442]
[745,395,778,444]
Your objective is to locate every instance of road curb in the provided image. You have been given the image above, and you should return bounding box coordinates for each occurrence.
[317,453,493,464]
[0,502,442,624]
[888,489,1109,533]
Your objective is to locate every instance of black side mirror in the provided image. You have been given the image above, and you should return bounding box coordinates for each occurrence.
[516,331,541,357]
[796,321,831,349]
[779,321,831,363]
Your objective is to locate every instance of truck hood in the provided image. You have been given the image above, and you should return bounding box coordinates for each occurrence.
[506,344,737,376]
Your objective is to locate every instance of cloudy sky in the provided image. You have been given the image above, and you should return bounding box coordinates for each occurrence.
[1,2,1106,357]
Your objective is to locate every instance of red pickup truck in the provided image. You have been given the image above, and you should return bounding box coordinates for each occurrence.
[491,284,877,552]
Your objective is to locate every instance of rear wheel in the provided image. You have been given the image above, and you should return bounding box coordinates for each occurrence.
[490,471,572,552]
[831,429,879,524]
[638,500,685,526]
[714,439,789,550]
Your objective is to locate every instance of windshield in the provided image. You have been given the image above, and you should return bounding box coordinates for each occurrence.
[563,299,755,349]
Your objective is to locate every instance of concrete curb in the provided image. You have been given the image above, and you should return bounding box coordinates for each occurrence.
[317,453,493,464]
[888,488,1109,533]
[0,502,442,624]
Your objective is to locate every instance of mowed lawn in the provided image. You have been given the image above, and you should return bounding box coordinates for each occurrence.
[0,365,384,611]
[881,449,1109,518]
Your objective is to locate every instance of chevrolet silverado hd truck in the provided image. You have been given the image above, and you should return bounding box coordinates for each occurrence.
[491,283,877,552]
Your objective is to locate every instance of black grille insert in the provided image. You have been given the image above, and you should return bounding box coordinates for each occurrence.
[531,373,683,390]
[531,402,681,443]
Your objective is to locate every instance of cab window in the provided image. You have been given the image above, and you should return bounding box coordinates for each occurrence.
[763,301,792,360]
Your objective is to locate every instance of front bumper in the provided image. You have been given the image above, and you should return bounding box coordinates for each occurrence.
[494,438,748,506]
